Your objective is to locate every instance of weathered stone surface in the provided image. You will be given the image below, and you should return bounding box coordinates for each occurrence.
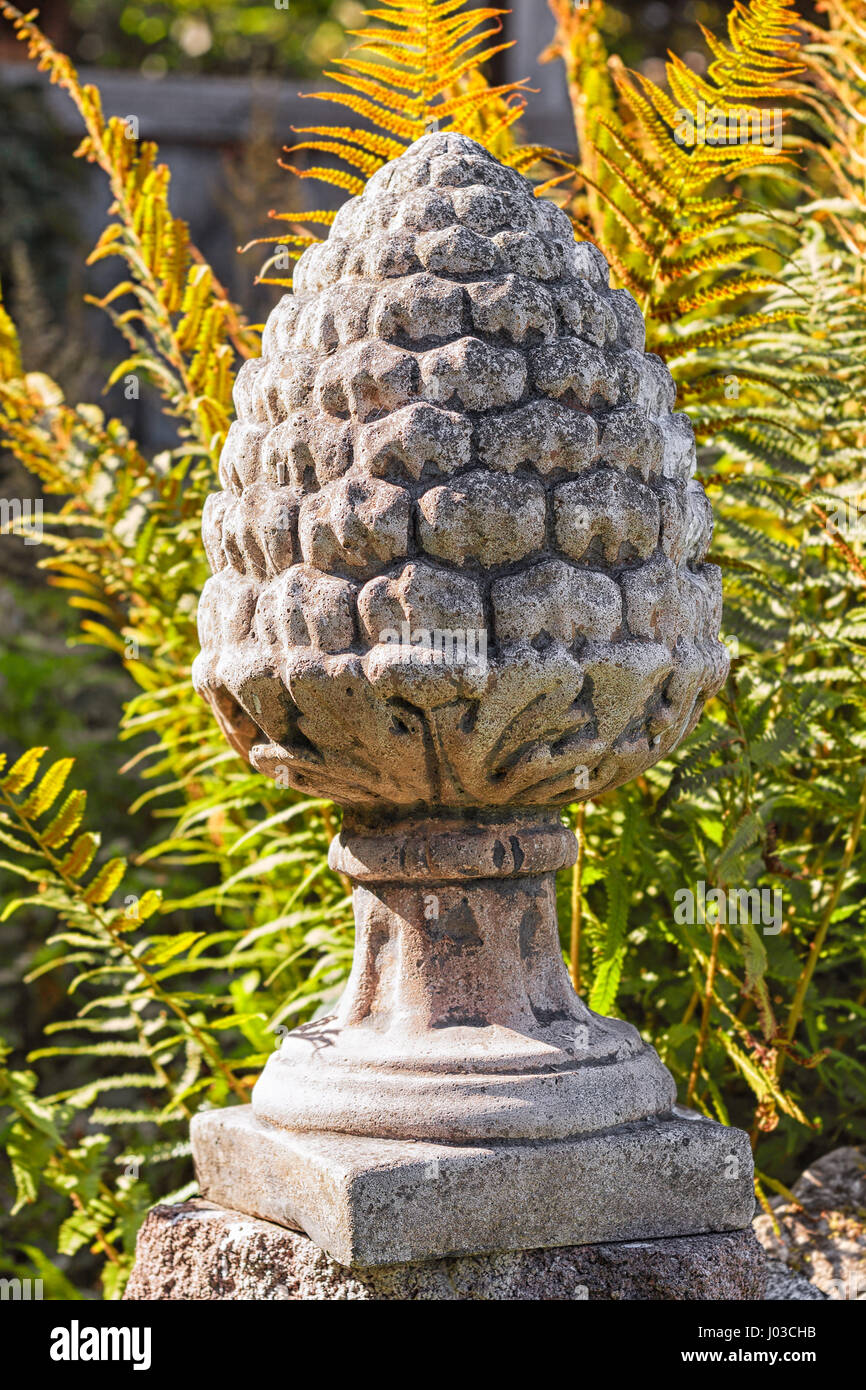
[417,469,546,567]
[298,475,411,579]
[553,470,660,565]
[251,812,680,1144]
[763,1259,827,1300]
[492,558,621,645]
[191,1105,754,1266]
[125,1200,766,1301]
[193,130,728,809]
[753,1147,866,1300]
[358,560,485,642]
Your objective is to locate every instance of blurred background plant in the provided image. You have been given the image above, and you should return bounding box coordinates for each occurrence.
[0,0,354,75]
[0,0,864,1298]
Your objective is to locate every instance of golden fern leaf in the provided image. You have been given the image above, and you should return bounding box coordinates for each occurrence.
[591,116,684,203]
[289,127,405,161]
[0,3,258,462]
[283,140,385,178]
[797,0,866,253]
[254,1,542,277]
[0,294,22,380]
[658,241,779,282]
[431,77,530,124]
[545,0,804,408]
[465,88,525,151]
[278,162,367,197]
[297,89,419,139]
[42,790,88,851]
[591,149,673,233]
[577,170,658,257]
[656,310,795,356]
[266,209,337,228]
[305,4,527,151]
[323,68,426,117]
[657,274,786,320]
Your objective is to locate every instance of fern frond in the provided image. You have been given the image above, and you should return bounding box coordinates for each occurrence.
[1,4,257,461]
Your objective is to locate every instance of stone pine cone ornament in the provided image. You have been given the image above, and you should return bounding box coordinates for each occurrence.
[189,133,738,1146]
[193,132,728,811]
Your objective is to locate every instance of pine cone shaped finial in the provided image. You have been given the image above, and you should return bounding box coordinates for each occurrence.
[195,132,728,809]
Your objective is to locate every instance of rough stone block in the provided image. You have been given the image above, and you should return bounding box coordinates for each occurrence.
[753,1146,866,1300]
[125,1199,766,1301]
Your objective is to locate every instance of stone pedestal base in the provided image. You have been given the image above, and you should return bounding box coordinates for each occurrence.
[191,1104,754,1266]
[125,1200,766,1301]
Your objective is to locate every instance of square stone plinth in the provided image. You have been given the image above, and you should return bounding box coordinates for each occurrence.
[191,1105,754,1267]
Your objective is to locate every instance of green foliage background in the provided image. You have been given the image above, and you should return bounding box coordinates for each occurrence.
[0,0,865,1297]
[65,0,348,75]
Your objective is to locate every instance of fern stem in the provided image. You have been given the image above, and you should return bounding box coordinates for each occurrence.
[569,803,586,993]
[686,915,723,1107]
[71,1192,122,1267]
[681,989,699,1026]
[808,500,866,586]
[130,1009,191,1121]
